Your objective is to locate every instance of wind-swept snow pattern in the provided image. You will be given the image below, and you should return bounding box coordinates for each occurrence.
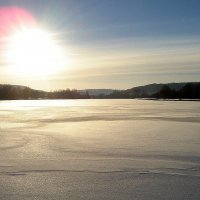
[0,99,200,200]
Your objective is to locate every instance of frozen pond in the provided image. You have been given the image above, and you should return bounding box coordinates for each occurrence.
[0,99,200,200]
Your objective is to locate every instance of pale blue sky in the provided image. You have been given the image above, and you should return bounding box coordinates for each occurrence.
[0,0,200,90]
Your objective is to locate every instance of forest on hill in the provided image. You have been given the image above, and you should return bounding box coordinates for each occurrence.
[0,82,200,100]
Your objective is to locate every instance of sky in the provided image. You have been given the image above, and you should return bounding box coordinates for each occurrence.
[0,0,200,90]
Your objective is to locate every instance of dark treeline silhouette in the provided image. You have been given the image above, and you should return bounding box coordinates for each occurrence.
[0,85,89,100]
[152,83,200,99]
[0,85,46,100]
[99,83,200,99]
[0,83,200,100]
[48,89,89,99]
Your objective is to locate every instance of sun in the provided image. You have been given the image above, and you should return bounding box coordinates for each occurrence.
[5,27,67,77]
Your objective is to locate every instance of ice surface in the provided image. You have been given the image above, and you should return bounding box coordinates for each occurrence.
[0,99,200,199]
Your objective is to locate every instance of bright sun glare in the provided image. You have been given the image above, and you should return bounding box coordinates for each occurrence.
[6,27,67,77]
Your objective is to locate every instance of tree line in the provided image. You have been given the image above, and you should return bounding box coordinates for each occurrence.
[95,83,200,99]
[0,83,200,100]
[0,85,89,100]
[152,83,200,99]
